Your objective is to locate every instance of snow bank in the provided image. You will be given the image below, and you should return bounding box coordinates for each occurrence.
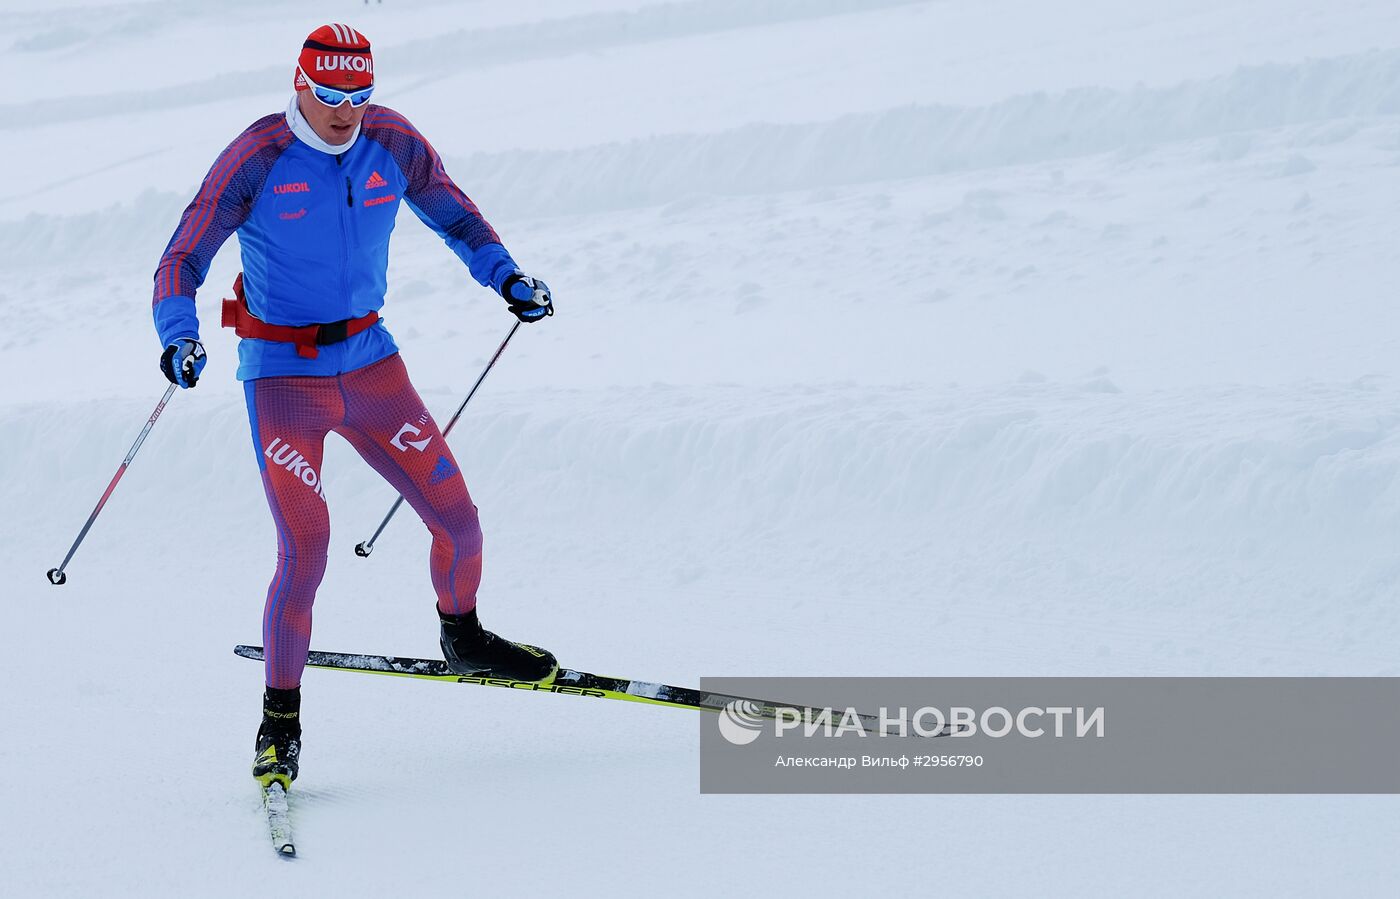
[14,379,1400,566]
[5,48,1396,268]
[0,0,921,124]
[455,50,1400,217]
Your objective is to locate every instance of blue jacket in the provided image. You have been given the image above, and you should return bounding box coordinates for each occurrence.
[153,105,518,380]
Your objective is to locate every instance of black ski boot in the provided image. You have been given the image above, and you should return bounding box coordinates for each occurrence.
[252,686,301,789]
[440,608,558,683]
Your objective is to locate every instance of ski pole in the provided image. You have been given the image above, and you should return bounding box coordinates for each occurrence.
[47,383,178,585]
[354,321,521,558]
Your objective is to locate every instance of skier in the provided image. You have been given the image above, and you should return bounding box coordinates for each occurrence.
[151,23,557,790]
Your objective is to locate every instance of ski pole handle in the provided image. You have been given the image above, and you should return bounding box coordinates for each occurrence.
[355,321,521,558]
[47,383,178,585]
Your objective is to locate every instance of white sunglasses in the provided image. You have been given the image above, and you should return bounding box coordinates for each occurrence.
[298,65,374,108]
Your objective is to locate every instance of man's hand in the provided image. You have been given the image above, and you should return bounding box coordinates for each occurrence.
[160,338,207,388]
[500,272,553,323]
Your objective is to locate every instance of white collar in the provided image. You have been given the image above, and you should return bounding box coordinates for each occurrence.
[285,94,359,155]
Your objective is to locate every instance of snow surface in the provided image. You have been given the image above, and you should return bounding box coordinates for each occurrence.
[3,0,1400,894]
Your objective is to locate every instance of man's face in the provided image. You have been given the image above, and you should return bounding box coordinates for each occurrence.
[297,84,367,145]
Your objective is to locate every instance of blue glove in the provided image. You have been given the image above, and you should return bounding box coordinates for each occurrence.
[160,338,207,388]
[500,272,553,323]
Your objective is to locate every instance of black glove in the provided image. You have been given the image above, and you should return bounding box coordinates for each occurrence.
[500,272,553,323]
[160,338,207,388]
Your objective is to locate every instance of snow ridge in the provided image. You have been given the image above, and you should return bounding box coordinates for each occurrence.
[14,381,1400,558]
[3,48,1395,270]
[1,0,923,126]
[454,50,1400,217]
